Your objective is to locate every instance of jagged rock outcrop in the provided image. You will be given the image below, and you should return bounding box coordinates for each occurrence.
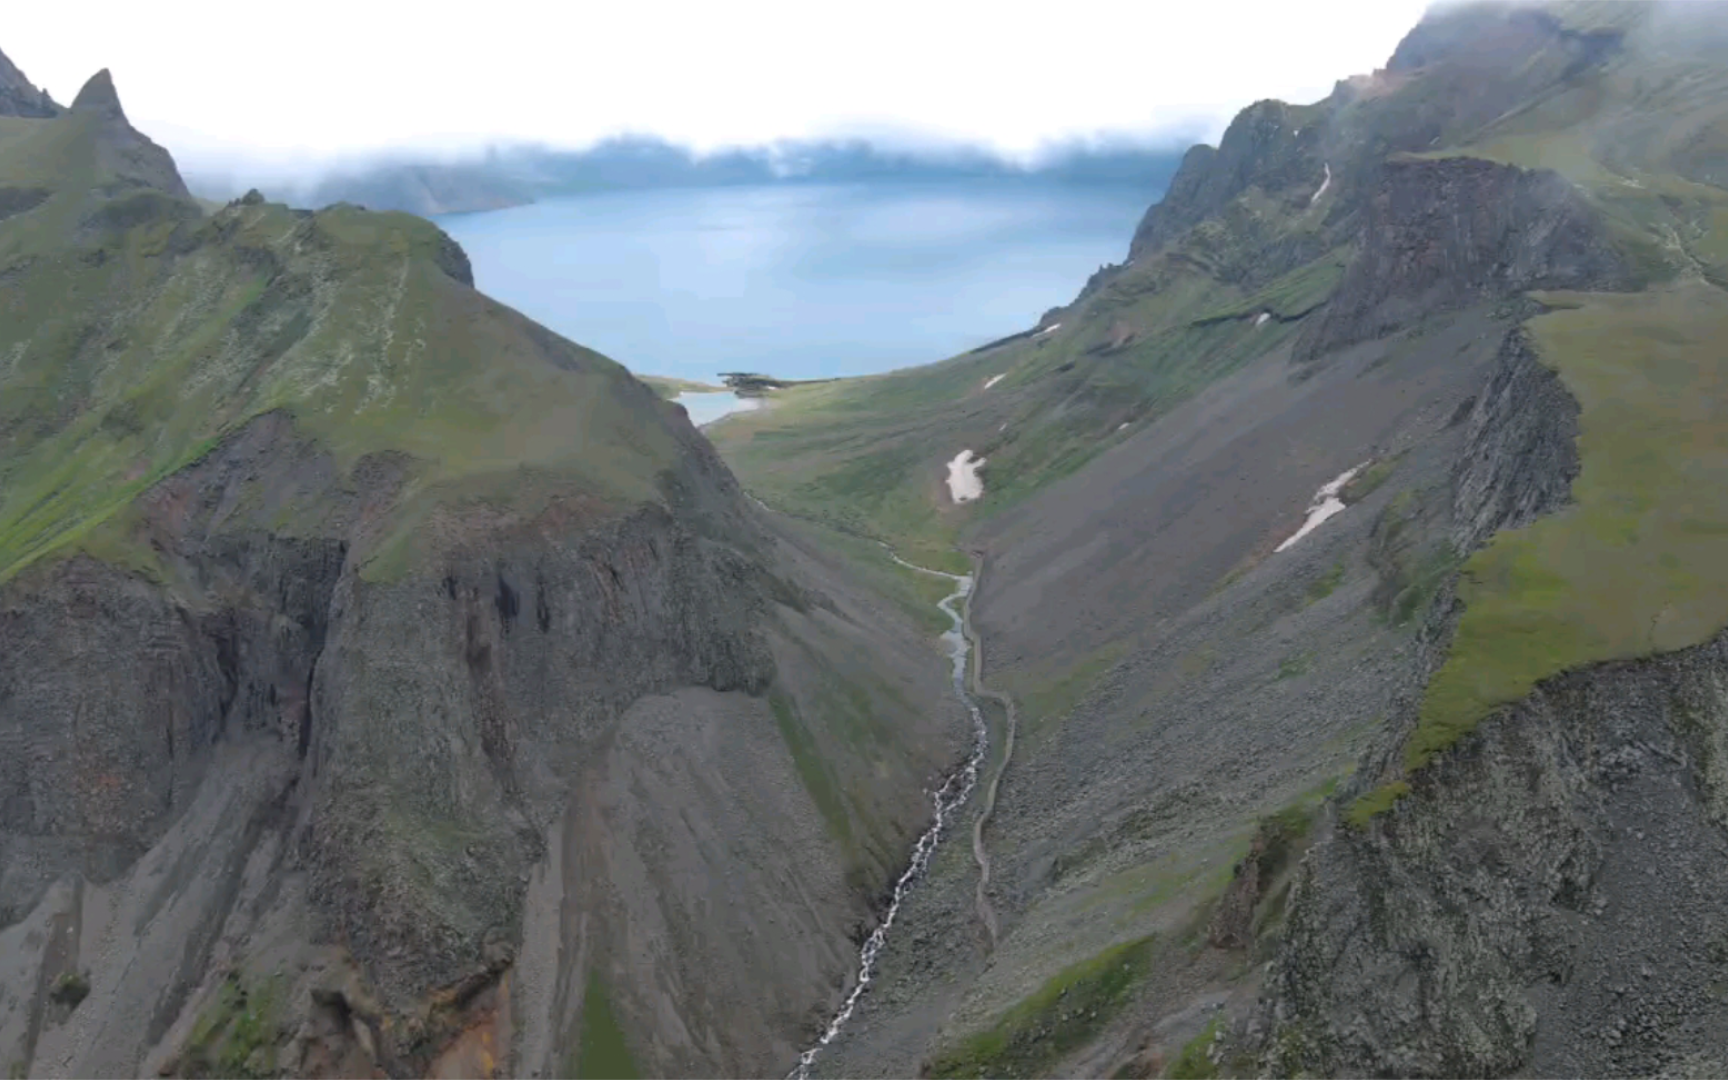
[1262,622,1728,1077]
[1295,157,1634,363]
[1448,327,1582,553]
[0,47,56,118]
[1128,101,1328,268]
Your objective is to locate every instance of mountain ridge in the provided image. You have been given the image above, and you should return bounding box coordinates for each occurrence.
[0,62,972,1078]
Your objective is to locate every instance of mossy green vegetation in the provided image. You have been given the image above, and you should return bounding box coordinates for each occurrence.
[1167,1016,1224,1079]
[926,935,1157,1079]
[1409,284,1728,772]
[1005,642,1128,739]
[48,970,89,1008]
[1365,489,1460,630]
[1190,247,1351,325]
[770,689,854,848]
[1387,545,1461,629]
[1341,454,1400,504]
[0,109,687,586]
[764,627,949,886]
[575,971,640,1080]
[1305,560,1346,604]
[180,974,281,1080]
[1345,780,1411,829]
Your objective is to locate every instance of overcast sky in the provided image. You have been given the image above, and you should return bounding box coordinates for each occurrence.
[7,0,1432,174]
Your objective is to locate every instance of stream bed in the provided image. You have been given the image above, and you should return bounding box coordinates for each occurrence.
[789,553,991,1079]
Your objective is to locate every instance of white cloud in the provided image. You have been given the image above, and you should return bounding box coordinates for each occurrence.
[5,0,1432,172]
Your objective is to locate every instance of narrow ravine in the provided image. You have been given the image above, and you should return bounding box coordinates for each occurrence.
[789,551,991,1080]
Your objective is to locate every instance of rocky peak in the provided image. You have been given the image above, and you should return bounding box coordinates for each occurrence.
[1128,98,1325,264]
[69,67,123,115]
[64,66,190,199]
[0,45,58,118]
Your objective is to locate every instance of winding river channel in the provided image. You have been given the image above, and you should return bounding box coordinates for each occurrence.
[789,553,992,1080]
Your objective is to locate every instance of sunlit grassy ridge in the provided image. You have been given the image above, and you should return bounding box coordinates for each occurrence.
[1408,283,1728,768]
[1336,6,1728,813]
[0,109,687,584]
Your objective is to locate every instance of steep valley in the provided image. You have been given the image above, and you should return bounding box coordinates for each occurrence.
[10,1,1728,1078]
[711,2,1728,1077]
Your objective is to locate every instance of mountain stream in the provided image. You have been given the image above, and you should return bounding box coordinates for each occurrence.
[788,552,991,1079]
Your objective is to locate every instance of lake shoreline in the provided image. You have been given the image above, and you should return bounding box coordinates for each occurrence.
[440,180,1156,383]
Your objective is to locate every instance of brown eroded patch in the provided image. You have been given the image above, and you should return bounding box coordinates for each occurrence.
[427,972,512,1080]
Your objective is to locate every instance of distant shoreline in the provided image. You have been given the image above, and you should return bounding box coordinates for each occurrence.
[640,375,728,399]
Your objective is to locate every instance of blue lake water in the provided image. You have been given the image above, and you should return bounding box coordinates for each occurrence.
[441,180,1156,386]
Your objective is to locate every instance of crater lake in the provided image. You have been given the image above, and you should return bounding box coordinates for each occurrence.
[440,179,1161,397]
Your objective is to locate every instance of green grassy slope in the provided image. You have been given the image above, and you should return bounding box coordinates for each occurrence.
[574,973,640,1080]
[710,242,1333,568]
[1371,7,1728,796]
[1409,285,1728,759]
[1173,1,1728,816]
[926,935,1158,1079]
[0,105,690,584]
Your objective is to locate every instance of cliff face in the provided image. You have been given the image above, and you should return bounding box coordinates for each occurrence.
[1447,329,1583,554]
[0,65,967,1079]
[1128,102,1327,265]
[1295,157,1635,363]
[1263,628,1728,1077]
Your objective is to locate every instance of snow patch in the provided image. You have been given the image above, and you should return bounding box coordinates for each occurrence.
[1035,322,1061,336]
[1117,422,1129,432]
[983,374,1005,390]
[1308,162,1332,207]
[998,422,1007,432]
[1254,312,1271,327]
[673,390,763,427]
[1275,462,1368,553]
[946,450,986,503]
